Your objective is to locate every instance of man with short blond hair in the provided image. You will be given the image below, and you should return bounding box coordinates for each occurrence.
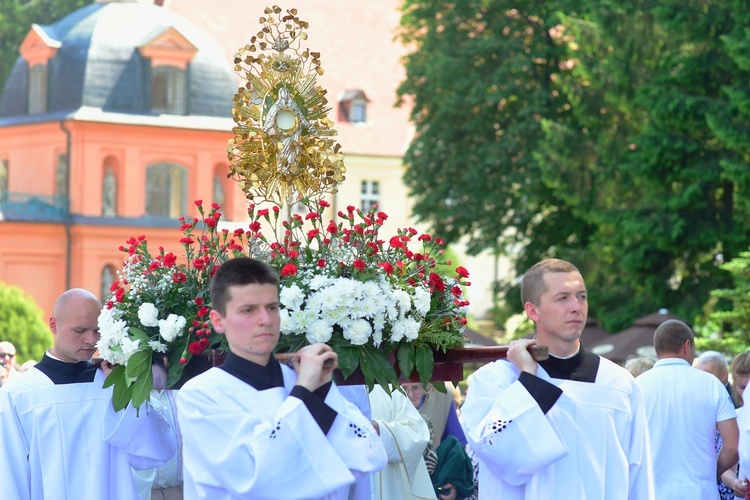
[462,258,654,499]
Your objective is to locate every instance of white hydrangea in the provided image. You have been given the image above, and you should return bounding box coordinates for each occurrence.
[137,302,159,327]
[279,284,305,311]
[306,319,334,343]
[158,314,187,342]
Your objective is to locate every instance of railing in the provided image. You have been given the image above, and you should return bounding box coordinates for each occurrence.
[0,191,69,221]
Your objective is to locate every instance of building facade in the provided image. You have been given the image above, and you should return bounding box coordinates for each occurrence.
[0,0,500,323]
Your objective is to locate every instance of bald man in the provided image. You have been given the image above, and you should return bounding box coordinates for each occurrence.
[0,288,176,500]
[0,340,18,386]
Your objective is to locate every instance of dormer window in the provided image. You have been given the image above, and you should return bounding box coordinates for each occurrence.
[18,24,60,115]
[338,89,369,124]
[28,64,48,114]
[151,66,186,115]
[138,27,197,115]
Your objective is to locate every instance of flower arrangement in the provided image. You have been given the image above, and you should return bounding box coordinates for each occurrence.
[263,199,471,392]
[97,201,234,411]
[97,198,471,410]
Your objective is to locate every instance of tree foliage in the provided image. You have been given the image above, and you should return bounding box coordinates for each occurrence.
[0,282,52,363]
[0,0,89,88]
[704,250,750,355]
[398,0,750,332]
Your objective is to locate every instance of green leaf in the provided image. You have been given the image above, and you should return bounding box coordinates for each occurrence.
[125,349,152,379]
[103,364,126,389]
[112,374,134,412]
[432,381,447,394]
[358,350,376,392]
[131,365,154,409]
[128,326,150,343]
[335,346,359,379]
[167,360,186,389]
[396,344,415,380]
[360,345,399,395]
[415,345,434,387]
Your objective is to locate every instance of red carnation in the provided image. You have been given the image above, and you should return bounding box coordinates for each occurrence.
[163,253,177,267]
[455,266,470,278]
[378,262,394,275]
[428,272,446,292]
[281,263,298,277]
[353,259,366,272]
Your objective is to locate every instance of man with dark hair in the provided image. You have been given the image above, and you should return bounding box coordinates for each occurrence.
[637,319,738,499]
[0,288,176,500]
[462,258,654,499]
[177,257,386,499]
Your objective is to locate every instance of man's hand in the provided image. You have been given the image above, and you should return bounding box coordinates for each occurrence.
[100,360,115,376]
[293,343,338,391]
[437,483,457,500]
[507,338,538,376]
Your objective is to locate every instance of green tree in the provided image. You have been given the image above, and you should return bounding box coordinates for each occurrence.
[398,0,750,332]
[0,282,52,363]
[0,0,89,87]
[397,0,586,260]
[703,250,750,355]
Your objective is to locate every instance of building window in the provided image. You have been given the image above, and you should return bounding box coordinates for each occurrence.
[350,100,367,123]
[361,180,380,212]
[152,66,186,115]
[146,163,186,218]
[338,89,369,124]
[55,153,68,201]
[102,168,117,217]
[28,64,47,114]
[0,158,7,201]
[101,265,116,302]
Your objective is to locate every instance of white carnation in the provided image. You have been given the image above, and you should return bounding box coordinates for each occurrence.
[306,319,334,343]
[342,318,372,346]
[389,317,422,343]
[308,275,331,290]
[413,286,431,316]
[158,314,187,342]
[137,302,159,327]
[392,289,412,317]
[279,284,306,311]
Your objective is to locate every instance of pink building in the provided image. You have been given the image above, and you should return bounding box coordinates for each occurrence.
[0,0,413,318]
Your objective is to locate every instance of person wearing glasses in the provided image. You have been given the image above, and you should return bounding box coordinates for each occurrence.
[0,341,18,386]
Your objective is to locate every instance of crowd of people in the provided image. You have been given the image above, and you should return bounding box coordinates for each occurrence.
[1,256,750,499]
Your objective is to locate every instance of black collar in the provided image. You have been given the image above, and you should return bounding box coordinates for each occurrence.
[218,351,284,390]
[35,353,97,384]
[539,345,600,383]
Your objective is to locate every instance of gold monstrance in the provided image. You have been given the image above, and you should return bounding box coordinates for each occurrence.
[227,6,346,210]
